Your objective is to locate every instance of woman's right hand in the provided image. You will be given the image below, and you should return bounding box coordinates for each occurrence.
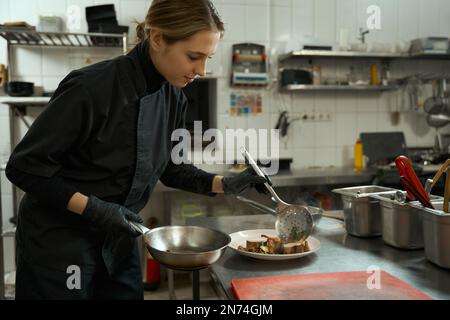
[81,195,143,237]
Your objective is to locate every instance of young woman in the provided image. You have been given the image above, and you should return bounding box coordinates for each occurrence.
[6,0,266,300]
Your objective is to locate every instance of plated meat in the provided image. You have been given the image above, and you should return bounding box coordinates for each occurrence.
[238,234,310,255]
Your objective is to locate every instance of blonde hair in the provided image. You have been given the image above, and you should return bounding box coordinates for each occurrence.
[136,0,224,44]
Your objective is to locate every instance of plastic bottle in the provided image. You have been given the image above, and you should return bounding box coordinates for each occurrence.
[354,138,364,171]
[312,65,321,85]
[370,64,378,86]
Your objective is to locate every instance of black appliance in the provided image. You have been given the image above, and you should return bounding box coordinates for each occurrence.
[360,132,407,166]
[85,5,128,45]
[182,78,217,148]
[281,69,312,86]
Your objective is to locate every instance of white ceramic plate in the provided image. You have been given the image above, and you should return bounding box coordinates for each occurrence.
[228,229,320,261]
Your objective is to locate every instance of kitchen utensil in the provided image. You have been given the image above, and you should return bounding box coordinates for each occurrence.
[445,169,450,213]
[332,185,397,237]
[424,80,443,114]
[400,176,434,209]
[274,111,299,138]
[394,190,407,203]
[426,113,450,128]
[395,155,433,208]
[130,223,230,271]
[129,223,230,300]
[240,147,313,243]
[228,229,320,261]
[0,64,6,87]
[425,178,433,195]
[236,196,323,226]
[422,159,450,212]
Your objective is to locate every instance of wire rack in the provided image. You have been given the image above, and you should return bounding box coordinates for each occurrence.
[0,27,126,49]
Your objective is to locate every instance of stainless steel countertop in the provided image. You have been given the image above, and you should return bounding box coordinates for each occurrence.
[187,214,450,300]
[154,167,377,192]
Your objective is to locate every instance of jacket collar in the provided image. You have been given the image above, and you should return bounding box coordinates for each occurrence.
[131,40,167,94]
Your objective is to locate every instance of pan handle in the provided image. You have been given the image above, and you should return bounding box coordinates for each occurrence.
[236,196,277,216]
[129,221,151,235]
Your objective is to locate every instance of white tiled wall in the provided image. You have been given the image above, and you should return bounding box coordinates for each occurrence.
[1,2,450,268]
[0,1,449,164]
[211,0,450,169]
[0,0,449,163]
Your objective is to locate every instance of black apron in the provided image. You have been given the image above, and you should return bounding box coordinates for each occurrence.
[101,88,171,276]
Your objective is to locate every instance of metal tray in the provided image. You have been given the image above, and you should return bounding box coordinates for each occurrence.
[408,201,450,268]
[372,193,442,249]
[332,185,398,237]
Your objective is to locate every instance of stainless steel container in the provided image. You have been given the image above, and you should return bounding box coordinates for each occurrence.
[372,194,442,249]
[332,185,397,237]
[409,201,450,269]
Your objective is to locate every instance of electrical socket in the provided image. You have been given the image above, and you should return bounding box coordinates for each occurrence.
[300,112,332,122]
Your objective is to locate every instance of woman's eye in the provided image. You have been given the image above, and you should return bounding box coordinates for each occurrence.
[188,55,199,61]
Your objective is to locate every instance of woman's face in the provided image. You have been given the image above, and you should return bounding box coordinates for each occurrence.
[150,29,221,88]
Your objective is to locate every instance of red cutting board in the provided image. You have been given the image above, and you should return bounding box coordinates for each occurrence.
[231,271,432,300]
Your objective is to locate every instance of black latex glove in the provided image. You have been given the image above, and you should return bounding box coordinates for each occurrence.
[82,195,143,237]
[222,167,268,195]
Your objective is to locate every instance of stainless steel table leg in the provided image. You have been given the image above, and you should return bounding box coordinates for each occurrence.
[0,173,4,300]
[192,270,200,300]
[167,268,176,300]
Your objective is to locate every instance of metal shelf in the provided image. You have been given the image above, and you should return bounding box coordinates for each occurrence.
[280,84,399,92]
[0,96,50,105]
[0,27,127,51]
[279,50,450,62]
[279,50,407,62]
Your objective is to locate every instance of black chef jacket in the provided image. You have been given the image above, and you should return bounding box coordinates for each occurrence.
[6,40,216,274]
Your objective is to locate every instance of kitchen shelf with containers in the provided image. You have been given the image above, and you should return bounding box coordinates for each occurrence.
[278,38,450,93]
[279,51,398,92]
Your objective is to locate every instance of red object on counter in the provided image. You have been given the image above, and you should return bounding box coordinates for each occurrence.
[144,252,160,291]
[394,155,433,208]
[231,271,432,300]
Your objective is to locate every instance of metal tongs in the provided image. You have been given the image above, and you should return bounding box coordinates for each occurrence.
[395,155,434,209]
[241,147,288,207]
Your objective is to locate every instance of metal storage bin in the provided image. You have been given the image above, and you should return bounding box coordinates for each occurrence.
[372,193,442,249]
[409,201,450,269]
[332,185,397,237]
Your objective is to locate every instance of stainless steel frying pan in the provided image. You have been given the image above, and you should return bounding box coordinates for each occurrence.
[130,223,231,271]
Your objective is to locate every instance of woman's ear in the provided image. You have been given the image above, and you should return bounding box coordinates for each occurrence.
[149,29,163,52]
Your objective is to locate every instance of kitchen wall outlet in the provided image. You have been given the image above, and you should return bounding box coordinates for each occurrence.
[317,113,332,122]
[300,112,332,122]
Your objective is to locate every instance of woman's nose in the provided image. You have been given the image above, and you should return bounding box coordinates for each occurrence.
[194,60,207,77]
